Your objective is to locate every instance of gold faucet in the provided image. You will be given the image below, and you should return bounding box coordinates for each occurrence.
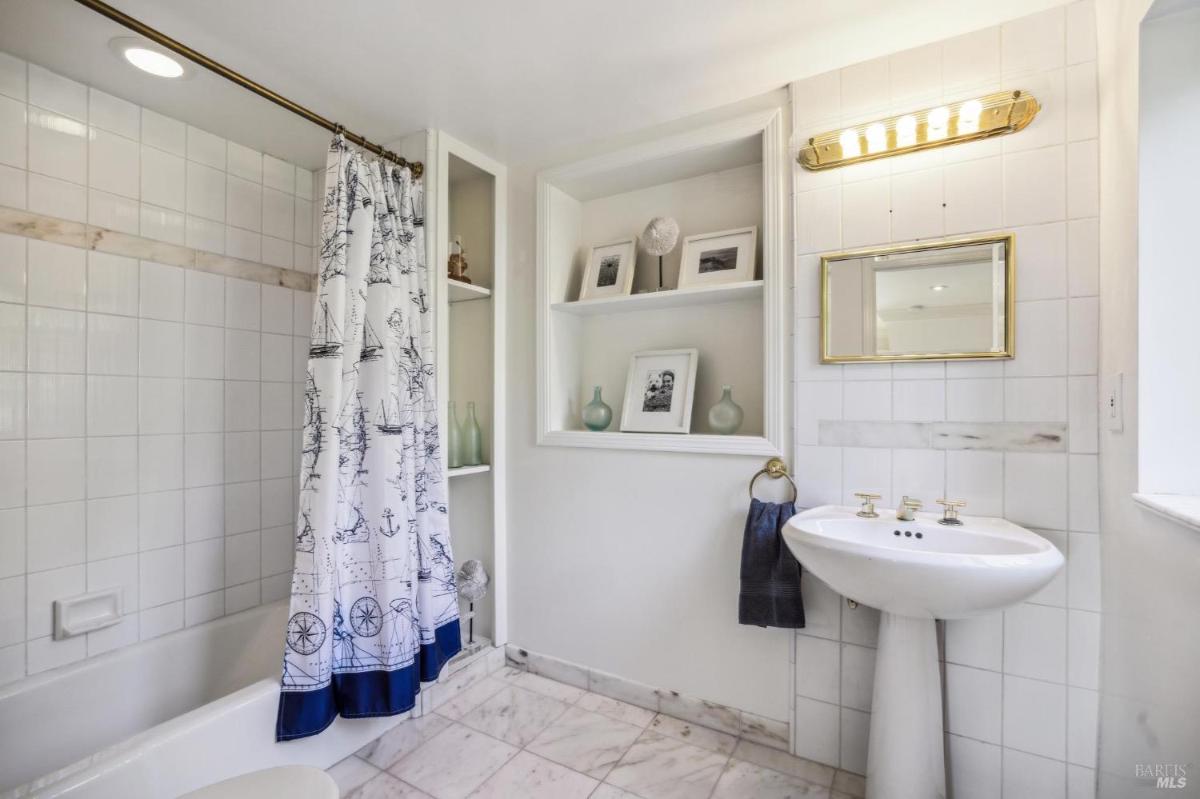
[854,492,881,518]
[936,499,966,526]
[896,496,922,521]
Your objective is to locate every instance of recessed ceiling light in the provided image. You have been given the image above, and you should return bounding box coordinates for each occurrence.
[930,284,948,292]
[109,37,186,79]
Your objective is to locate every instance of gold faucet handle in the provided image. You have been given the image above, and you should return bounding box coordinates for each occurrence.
[902,496,923,509]
[935,498,966,525]
[854,492,881,518]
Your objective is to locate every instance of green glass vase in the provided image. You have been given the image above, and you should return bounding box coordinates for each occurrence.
[462,401,483,466]
[582,386,613,431]
[447,401,463,468]
[708,385,744,435]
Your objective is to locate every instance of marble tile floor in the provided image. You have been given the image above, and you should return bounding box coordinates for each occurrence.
[329,667,865,799]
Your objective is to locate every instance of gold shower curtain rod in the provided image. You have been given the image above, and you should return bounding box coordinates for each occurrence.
[72,0,424,177]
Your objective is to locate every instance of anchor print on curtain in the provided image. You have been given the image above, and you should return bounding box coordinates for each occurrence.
[276,136,460,741]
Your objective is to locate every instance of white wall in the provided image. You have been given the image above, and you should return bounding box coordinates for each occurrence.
[1135,4,1200,496]
[0,52,318,686]
[1095,0,1200,795]
[789,6,1102,787]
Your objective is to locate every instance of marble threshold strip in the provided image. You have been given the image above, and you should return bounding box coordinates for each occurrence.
[818,419,1069,452]
[504,644,791,752]
[0,205,317,293]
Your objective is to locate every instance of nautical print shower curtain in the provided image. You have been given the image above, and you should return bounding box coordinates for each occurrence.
[276,137,460,741]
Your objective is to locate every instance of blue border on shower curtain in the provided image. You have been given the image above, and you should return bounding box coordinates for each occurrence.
[275,618,461,741]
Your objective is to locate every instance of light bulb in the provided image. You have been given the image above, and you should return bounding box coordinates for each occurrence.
[839,129,861,158]
[958,99,983,134]
[123,47,184,78]
[896,115,917,148]
[865,123,887,154]
[928,106,950,141]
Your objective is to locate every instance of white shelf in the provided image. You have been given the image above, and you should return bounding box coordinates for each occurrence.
[448,279,491,303]
[448,464,491,478]
[539,430,778,456]
[551,280,763,316]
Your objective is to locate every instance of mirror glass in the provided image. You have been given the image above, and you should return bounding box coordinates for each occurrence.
[821,236,1013,362]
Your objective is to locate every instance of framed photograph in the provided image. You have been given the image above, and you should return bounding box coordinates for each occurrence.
[619,348,700,434]
[677,226,757,290]
[579,237,638,300]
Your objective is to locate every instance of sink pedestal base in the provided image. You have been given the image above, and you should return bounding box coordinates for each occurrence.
[866,613,945,799]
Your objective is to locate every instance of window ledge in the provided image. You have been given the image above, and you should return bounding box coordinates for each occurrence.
[1132,493,1200,532]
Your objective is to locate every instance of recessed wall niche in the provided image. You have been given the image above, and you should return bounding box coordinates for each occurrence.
[536,109,788,455]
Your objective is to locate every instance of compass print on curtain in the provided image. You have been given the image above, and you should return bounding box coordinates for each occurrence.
[276,136,460,741]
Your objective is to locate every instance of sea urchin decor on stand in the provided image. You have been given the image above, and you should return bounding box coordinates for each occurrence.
[641,216,679,291]
[455,559,490,653]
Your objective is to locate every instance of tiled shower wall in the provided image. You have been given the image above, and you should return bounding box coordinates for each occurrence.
[789,3,1100,797]
[0,237,314,683]
[0,53,321,684]
[0,51,318,272]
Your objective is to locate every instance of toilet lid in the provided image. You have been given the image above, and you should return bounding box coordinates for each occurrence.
[179,766,338,799]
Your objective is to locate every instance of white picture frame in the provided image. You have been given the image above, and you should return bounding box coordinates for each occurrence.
[677,226,757,290]
[579,237,638,300]
[619,348,700,434]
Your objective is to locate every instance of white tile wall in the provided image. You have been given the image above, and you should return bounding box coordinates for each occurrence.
[0,229,313,683]
[789,3,1099,786]
[0,52,318,274]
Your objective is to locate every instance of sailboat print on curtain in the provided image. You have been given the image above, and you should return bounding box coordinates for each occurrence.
[277,136,459,741]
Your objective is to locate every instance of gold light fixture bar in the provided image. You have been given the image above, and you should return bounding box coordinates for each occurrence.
[72,0,422,177]
[798,90,1040,171]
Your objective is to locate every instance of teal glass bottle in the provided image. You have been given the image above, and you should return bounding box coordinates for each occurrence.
[708,385,744,435]
[462,401,483,466]
[447,401,462,468]
[582,386,613,431]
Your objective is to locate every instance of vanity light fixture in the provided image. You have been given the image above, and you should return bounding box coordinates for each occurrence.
[798,90,1040,171]
[109,36,187,78]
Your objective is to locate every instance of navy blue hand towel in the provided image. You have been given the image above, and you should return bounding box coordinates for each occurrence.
[738,498,805,628]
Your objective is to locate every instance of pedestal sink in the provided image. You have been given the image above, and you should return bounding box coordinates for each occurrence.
[782,506,1064,799]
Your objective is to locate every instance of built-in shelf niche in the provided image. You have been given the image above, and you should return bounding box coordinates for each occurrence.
[432,130,508,645]
[536,109,787,456]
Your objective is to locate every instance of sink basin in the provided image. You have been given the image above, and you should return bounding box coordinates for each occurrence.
[783,505,1064,799]
[782,505,1063,618]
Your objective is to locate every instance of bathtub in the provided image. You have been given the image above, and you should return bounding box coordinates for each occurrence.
[0,601,403,799]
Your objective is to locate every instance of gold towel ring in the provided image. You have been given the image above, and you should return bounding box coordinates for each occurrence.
[749,457,798,503]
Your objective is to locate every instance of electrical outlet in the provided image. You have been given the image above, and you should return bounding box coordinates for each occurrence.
[1101,372,1124,432]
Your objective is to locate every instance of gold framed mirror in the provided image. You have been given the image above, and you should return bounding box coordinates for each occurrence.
[820,234,1015,363]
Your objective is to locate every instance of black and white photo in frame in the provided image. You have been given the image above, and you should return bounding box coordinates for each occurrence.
[677,226,757,290]
[579,237,638,300]
[619,348,699,434]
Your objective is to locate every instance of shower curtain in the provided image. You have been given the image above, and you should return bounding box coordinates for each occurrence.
[276,136,460,741]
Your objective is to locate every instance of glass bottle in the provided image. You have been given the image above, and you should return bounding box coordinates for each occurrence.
[447,401,462,469]
[707,385,744,435]
[581,386,613,431]
[462,401,483,466]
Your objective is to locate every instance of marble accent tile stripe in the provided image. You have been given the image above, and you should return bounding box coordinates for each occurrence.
[931,421,1068,452]
[0,206,316,292]
[506,644,792,752]
[818,420,1068,452]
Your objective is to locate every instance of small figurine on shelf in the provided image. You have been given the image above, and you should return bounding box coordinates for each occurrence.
[641,217,680,292]
[448,235,471,284]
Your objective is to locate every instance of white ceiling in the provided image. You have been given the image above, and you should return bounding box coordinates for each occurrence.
[1,0,1069,169]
